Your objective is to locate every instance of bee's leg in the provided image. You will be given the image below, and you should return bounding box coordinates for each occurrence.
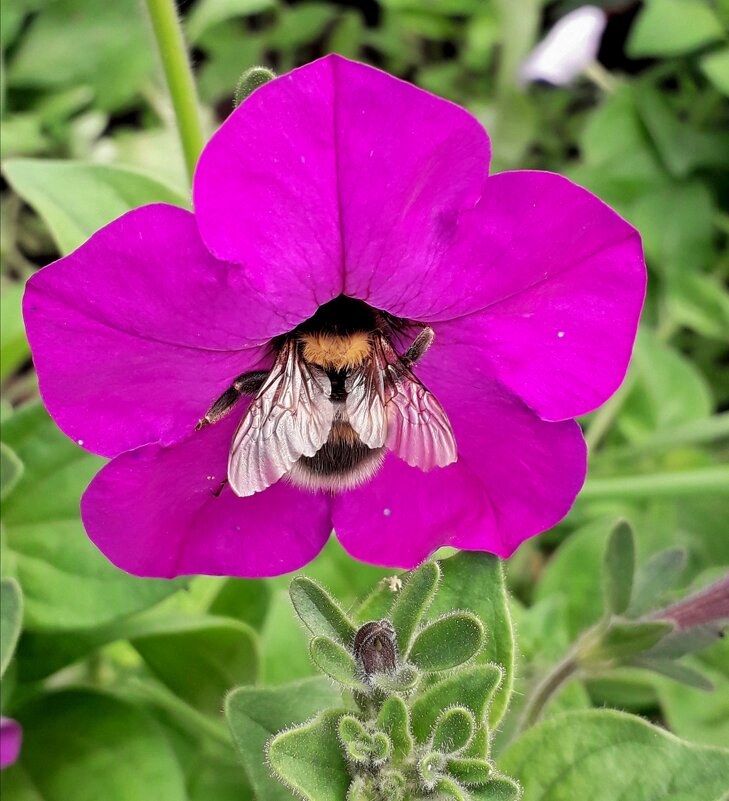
[401,326,435,368]
[196,371,268,430]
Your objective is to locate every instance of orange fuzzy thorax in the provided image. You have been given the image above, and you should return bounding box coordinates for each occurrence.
[299,332,372,370]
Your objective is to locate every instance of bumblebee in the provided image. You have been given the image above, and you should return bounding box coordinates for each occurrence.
[198,296,457,497]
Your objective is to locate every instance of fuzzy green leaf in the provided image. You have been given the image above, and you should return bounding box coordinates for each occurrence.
[376,696,412,760]
[432,707,474,754]
[339,715,368,744]
[603,520,635,615]
[372,665,420,693]
[429,552,514,726]
[268,710,351,801]
[434,776,468,800]
[501,709,729,800]
[469,775,522,800]
[587,620,675,662]
[629,548,687,617]
[410,612,484,672]
[390,560,440,655]
[226,678,340,801]
[630,657,715,691]
[411,664,503,744]
[419,752,446,787]
[310,636,361,688]
[448,757,492,786]
[290,577,357,646]
[234,66,276,105]
[0,577,22,676]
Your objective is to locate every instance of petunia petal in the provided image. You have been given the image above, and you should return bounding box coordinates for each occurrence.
[81,412,332,578]
[23,203,286,458]
[0,717,22,769]
[334,362,586,566]
[194,54,490,320]
[332,456,487,568]
[430,171,645,420]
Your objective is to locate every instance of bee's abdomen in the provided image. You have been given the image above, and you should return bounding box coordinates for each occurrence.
[287,420,385,492]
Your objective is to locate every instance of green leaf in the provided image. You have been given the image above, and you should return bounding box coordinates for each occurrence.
[0,441,24,501]
[469,775,522,800]
[418,751,446,787]
[586,621,675,663]
[261,587,316,685]
[631,657,714,691]
[501,709,729,800]
[410,664,503,744]
[309,636,361,689]
[447,757,492,786]
[267,711,351,801]
[0,577,22,676]
[6,0,154,111]
[376,696,412,760]
[536,518,621,638]
[3,159,189,255]
[0,279,30,382]
[629,548,687,617]
[130,616,259,715]
[209,577,273,631]
[0,403,178,630]
[390,560,440,656]
[701,47,729,96]
[603,520,635,616]
[371,665,420,694]
[13,689,187,800]
[226,678,341,801]
[434,776,468,800]
[628,0,724,57]
[409,612,484,672]
[432,707,474,754]
[619,333,713,440]
[290,576,357,647]
[429,552,514,725]
[187,0,276,42]
[657,637,729,748]
[234,66,277,106]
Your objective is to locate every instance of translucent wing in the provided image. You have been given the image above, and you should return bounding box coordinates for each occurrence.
[375,334,458,471]
[345,355,387,449]
[228,339,333,496]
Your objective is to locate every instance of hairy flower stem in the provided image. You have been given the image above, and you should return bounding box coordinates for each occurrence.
[517,653,579,733]
[144,0,205,182]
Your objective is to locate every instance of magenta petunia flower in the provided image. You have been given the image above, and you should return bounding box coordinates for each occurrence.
[0,717,22,769]
[23,55,645,578]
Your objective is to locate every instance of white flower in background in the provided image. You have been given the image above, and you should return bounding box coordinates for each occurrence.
[520,5,608,86]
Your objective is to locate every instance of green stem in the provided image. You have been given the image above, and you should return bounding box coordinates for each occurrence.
[144,0,205,183]
[581,466,729,500]
[600,413,729,462]
[517,655,579,733]
[584,372,634,453]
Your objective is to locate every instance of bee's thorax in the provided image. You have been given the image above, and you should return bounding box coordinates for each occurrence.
[299,331,372,371]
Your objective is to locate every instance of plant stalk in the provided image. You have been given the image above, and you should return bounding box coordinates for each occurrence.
[144,0,205,183]
[517,654,579,733]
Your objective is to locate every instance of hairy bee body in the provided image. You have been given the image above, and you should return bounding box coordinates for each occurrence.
[201,296,457,498]
[292,321,384,491]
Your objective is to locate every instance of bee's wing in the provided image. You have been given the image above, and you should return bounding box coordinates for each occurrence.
[228,339,333,496]
[376,334,457,471]
[345,356,387,449]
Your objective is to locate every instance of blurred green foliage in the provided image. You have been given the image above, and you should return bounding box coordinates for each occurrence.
[1,0,728,799]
